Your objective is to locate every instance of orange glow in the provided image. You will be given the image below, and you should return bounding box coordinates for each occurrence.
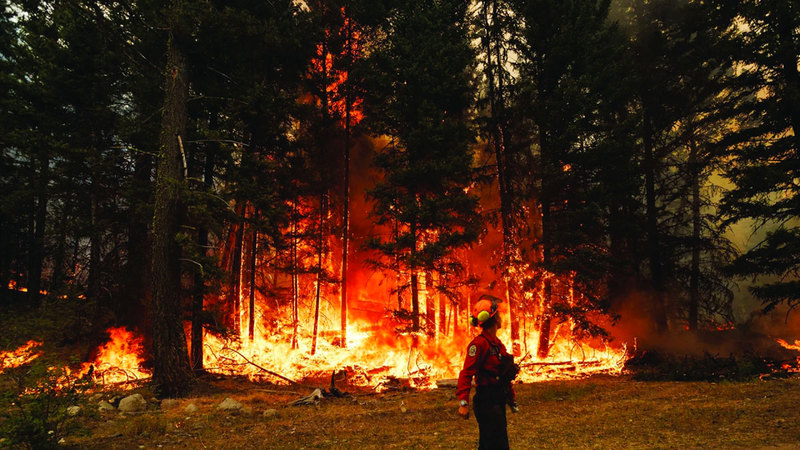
[76,327,150,384]
[777,339,800,373]
[309,9,364,128]
[0,340,42,373]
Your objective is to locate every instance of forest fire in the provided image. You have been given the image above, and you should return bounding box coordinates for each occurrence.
[195,262,629,390]
[0,340,42,374]
[75,327,150,385]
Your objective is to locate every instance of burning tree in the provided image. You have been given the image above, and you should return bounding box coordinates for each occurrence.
[361,1,482,335]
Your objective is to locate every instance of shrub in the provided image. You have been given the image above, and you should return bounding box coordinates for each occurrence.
[0,360,89,449]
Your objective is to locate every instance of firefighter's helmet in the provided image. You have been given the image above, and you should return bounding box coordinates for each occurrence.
[470,294,501,327]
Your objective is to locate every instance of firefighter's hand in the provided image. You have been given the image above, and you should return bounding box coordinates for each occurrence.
[458,404,470,419]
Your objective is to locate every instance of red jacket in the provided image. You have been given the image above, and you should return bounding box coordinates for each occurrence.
[456,329,516,404]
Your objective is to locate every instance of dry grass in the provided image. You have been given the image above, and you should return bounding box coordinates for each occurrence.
[63,375,800,449]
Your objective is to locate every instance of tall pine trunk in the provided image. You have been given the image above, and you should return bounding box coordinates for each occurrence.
[340,8,353,349]
[688,132,700,331]
[28,186,47,305]
[425,271,435,337]
[150,14,193,396]
[124,151,152,326]
[230,212,244,333]
[248,217,258,341]
[191,143,214,372]
[88,171,101,301]
[291,199,299,350]
[537,202,552,358]
[311,194,326,355]
[51,206,69,291]
[776,3,800,151]
[410,221,420,332]
[643,110,668,332]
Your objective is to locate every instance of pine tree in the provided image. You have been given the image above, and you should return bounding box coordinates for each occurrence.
[511,0,629,355]
[721,0,800,313]
[362,0,481,334]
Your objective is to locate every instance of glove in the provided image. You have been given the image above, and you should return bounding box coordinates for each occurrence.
[458,404,470,419]
[509,403,519,413]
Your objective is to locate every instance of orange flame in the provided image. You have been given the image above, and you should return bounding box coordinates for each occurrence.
[76,327,150,384]
[0,340,42,373]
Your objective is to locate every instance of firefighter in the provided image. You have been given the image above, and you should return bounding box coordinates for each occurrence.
[457,295,518,450]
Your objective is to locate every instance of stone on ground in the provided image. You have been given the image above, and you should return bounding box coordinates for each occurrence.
[118,393,147,412]
[66,405,81,416]
[98,400,115,412]
[217,397,243,412]
[184,403,198,413]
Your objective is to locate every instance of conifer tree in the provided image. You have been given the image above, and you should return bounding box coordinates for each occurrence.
[363,0,481,334]
[722,0,800,313]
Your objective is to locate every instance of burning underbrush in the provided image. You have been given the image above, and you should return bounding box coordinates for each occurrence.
[1,317,628,392]
[199,317,628,391]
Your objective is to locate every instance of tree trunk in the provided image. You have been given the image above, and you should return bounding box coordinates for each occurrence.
[51,206,69,291]
[537,203,552,359]
[341,26,352,348]
[688,131,700,331]
[248,216,258,341]
[776,2,800,152]
[150,17,193,397]
[438,274,447,335]
[410,221,419,332]
[88,171,101,301]
[311,193,326,355]
[0,213,8,304]
[291,198,299,350]
[643,110,668,332]
[230,212,244,333]
[124,150,152,327]
[191,142,215,372]
[425,271,436,337]
[28,187,47,305]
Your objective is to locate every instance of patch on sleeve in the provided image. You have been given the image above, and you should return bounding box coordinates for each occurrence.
[468,344,477,357]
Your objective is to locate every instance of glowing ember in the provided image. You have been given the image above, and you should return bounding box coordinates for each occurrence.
[77,327,150,384]
[0,340,42,373]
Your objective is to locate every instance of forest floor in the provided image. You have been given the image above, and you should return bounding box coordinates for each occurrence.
[37,374,800,449]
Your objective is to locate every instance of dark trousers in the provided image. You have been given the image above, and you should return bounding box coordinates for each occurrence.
[473,385,509,450]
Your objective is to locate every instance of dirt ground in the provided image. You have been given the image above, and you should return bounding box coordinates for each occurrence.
[53,374,800,449]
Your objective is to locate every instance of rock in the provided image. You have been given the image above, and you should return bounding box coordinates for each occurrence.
[89,393,103,403]
[98,401,116,412]
[217,397,243,412]
[262,408,278,418]
[66,406,81,417]
[161,399,179,410]
[242,406,253,415]
[118,394,147,412]
[184,403,198,413]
